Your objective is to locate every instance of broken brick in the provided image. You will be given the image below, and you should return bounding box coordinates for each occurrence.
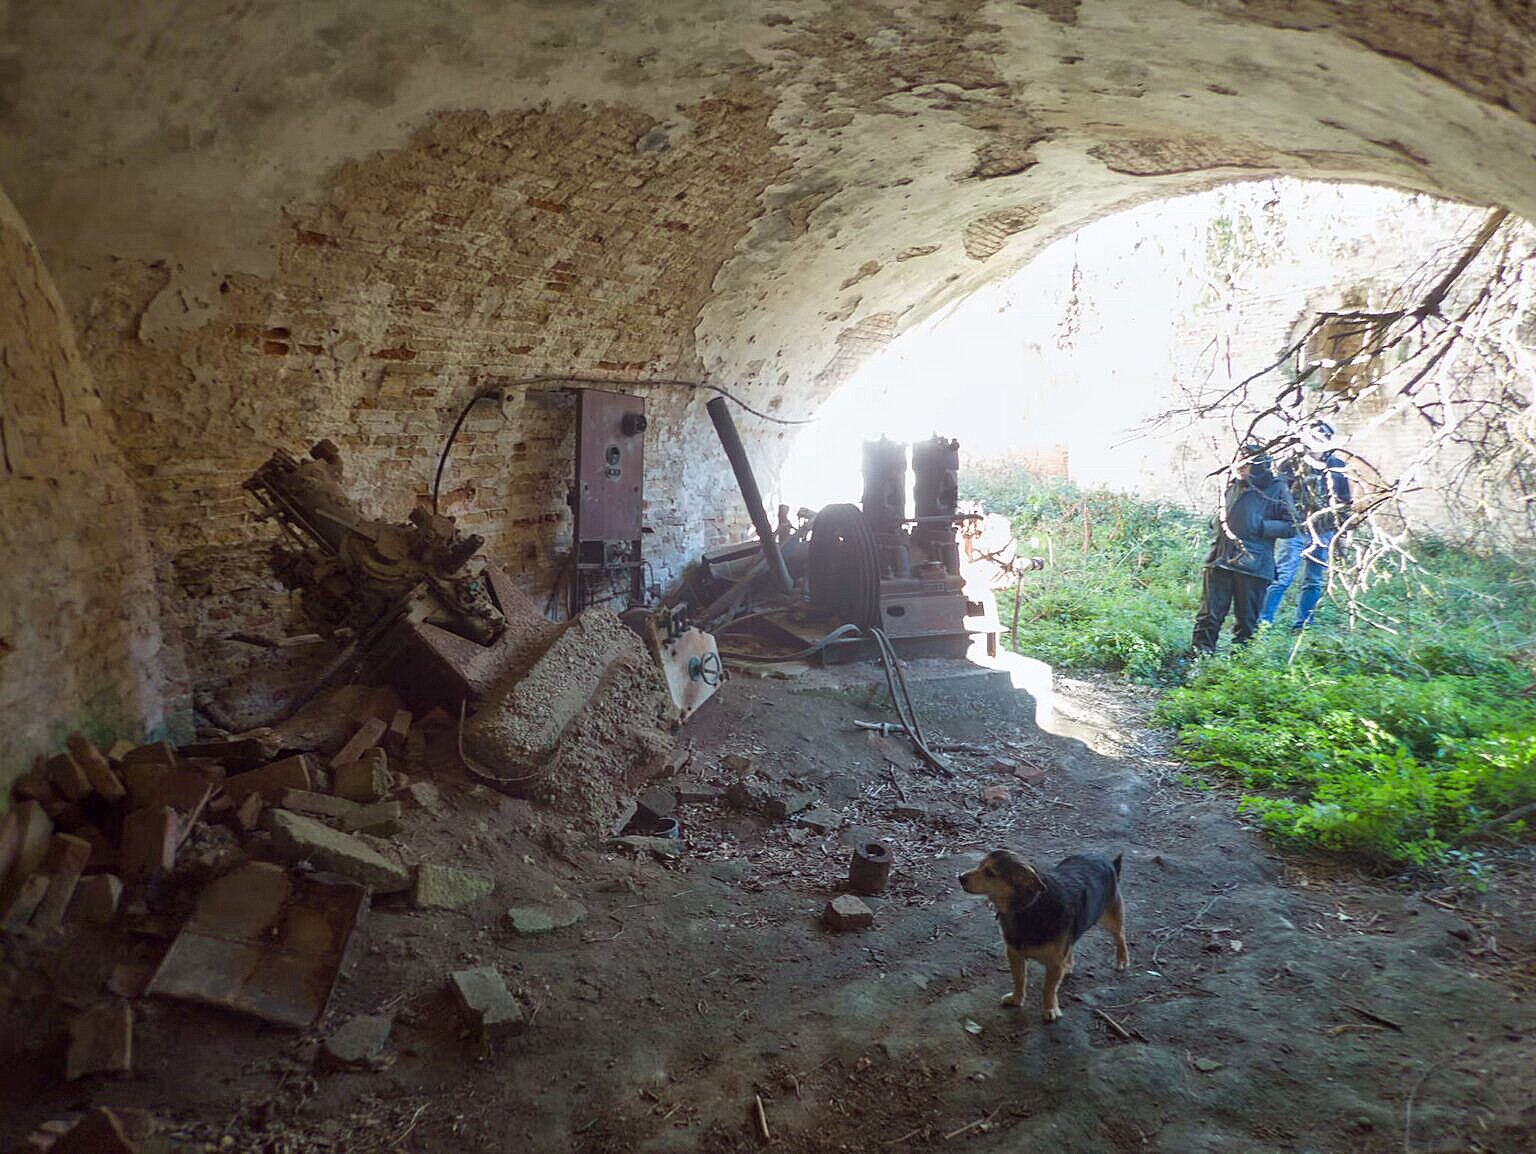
[223,753,314,803]
[449,966,526,1041]
[263,809,410,891]
[66,733,127,804]
[334,747,391,802]
[278,789,362,822]
[120,806,178,883]
[385,709,413,755]
[342,800,402,837]
[45,751,93,803]
[332,717,387,768]
[1,875,49,933]
[68,873,124,925]
[6,801,54,881]
[13,759,58,803]
[823,894,875,931]
[31,833,92,931]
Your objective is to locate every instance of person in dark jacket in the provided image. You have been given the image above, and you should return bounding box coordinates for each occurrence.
[1193,444,1297,654]
[1260,420,1352,631]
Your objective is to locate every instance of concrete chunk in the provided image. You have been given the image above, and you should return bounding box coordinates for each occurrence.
[505,902,586,935]
[223,753,314,803]
[321,1014,392,1071]
[449,966,525,1041]
[385,709,413,755]
[824,894,875,931]
[405,780,445,813]
[412,864,495,910]
[263,809,410,892]
[66,1002,132,1080]
[334,747,391,802]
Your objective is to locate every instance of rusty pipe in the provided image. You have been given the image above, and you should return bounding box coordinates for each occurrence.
[706,396,794,594]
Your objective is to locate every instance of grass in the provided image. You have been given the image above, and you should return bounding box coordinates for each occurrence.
[962,465,1536,870]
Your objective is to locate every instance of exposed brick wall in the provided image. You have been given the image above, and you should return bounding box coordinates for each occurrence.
[0,189,173,790]
[77,88,791,708]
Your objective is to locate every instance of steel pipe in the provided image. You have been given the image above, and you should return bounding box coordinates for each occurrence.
[706,396,794,594]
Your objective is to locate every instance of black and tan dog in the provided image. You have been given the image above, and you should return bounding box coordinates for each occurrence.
[959,850,1129,1021]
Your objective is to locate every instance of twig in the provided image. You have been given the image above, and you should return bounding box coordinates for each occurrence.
[391,1104,427,1146]
[886,762,907,803]
[1344,1003,1403,1032]
[943,1107,1002,1142]
[1092,1007,1146,1042]
[753,1094,771,1144]
[885,1123,927,1146]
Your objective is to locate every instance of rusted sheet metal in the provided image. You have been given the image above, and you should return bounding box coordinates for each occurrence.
[146,861,366,1029]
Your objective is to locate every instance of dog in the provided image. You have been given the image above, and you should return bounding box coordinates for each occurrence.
[959,850,1129,1021]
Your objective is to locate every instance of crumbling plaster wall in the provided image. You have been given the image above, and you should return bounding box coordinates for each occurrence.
[2,0,1535,706]
[0,189,174,788]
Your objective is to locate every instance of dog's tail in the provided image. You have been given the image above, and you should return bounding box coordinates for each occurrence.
[1112,853,1123,878]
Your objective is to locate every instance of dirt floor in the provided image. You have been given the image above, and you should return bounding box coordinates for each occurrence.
[3,659,1533,1152]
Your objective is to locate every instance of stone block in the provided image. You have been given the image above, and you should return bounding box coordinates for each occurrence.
[412,864,495,910]
[45,751,93,803]
[223,753,314,803]
[332,717,387,768]
[321,1014,392,1071]
[66,1002,132,1080]
[120,806,178,883]
[449,966,526,1041]
[65,733,127,804]
[342,800,403,837]
[635,787,676,823]
[68,873,124,925]
[405,780,445,813]
[279,789,363,822]
[795,808,841,834]
[263,809,410,892]
[32,833,92,931]
[334,748,391,802]
[765,789,817,821]
[505,902,586,935]
[823,894,875,931]
[671,778,721,805]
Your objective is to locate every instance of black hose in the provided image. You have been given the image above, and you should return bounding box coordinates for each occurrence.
[432,386,499,514]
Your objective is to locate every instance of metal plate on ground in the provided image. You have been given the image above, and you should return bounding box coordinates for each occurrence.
[146,861,367,1029]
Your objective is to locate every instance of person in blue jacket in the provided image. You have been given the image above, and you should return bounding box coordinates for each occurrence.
[1260,420,1353,631]
[1193,444,1298,654]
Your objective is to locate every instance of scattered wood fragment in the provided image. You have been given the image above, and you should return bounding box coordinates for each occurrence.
[1092,1006,1147,1042]
[943,1107,1001,1142]
[753,1094,771,1144]
[1343,1003,1402,1032]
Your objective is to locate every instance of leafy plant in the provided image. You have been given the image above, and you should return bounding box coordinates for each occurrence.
[963,467,1536,868]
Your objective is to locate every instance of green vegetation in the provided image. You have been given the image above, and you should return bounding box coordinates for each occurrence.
[963,468,1536,870]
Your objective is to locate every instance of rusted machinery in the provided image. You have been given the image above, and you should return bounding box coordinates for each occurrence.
[245,440,506,646]
[245,440,539,708]
[567,388,648,617]
[806,435,982,659]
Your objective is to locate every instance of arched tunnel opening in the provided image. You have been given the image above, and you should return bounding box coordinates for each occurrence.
[1,4,1534,1150]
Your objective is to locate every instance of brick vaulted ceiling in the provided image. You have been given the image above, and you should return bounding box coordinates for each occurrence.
[1,0,1533,712]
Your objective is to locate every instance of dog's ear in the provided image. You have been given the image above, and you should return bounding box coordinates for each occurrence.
[995,852,1042,891]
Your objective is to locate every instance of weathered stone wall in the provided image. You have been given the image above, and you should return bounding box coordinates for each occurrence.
[75,93,792,707]
[0,188,173,789]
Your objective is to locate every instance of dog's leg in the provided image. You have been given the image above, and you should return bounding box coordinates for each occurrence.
[1062,944,1075,976]
[1100,894,1130,971]
[1040,957,1067,1022]
[1000,947,1028,1007]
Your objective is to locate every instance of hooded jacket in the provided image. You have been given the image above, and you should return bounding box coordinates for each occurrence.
[1204,458,1297,581]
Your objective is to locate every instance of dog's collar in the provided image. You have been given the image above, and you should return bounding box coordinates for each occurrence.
[995,888,1043,919]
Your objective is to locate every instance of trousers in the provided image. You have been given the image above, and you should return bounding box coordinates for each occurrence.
[1260,530,1335,628]
[1193,565,1268,654]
